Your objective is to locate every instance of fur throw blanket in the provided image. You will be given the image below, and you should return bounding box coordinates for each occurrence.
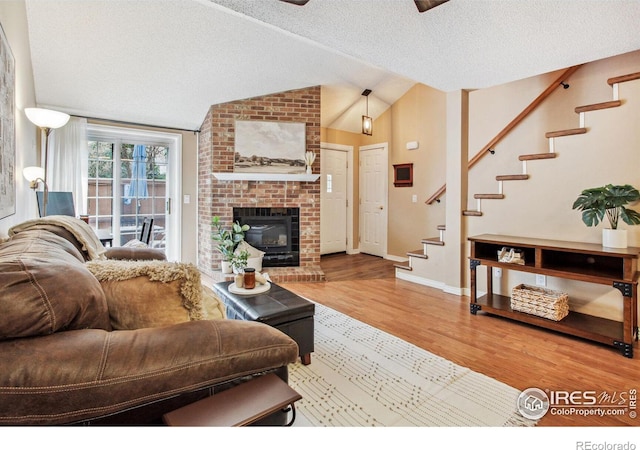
[86,259,205,322]
[9,215,106,260]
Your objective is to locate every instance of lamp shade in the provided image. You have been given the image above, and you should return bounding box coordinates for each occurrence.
[23,166,45,183]
[362,115,373,135]
[25,108,70,129]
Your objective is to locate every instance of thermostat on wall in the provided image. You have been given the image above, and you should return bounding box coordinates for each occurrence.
[406,141,419,150]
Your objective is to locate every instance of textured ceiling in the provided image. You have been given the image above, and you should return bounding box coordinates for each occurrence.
[25,0,640,132]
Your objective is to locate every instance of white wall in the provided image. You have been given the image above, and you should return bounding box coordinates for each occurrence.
[0,0,38,237]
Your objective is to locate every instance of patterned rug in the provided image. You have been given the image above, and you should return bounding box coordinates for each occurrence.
[288,303,537,427]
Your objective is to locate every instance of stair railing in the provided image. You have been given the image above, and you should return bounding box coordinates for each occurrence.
[425,64,583,205]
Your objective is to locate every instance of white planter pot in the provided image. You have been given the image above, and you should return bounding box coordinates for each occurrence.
[602,229,627,248]
[232,259,263,274]
[221,260,233,274]
[247,256,263,272]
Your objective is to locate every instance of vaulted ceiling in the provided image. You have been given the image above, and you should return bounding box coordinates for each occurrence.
[25,0,640,132]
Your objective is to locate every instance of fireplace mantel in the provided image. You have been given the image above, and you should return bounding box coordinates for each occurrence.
[213,173,320,182]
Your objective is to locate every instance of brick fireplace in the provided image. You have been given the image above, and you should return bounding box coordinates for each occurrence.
[197,86,324,282]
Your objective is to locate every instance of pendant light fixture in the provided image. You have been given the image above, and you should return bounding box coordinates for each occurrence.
[361,89,372,136]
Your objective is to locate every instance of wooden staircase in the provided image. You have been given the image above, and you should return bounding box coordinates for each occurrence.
[394,225,445,271]
[401,70,640,281]
[461,71,639,216]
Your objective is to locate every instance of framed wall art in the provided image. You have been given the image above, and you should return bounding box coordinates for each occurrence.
[0,22,15,219]
[393,163,413,187]
[234,120,306,174]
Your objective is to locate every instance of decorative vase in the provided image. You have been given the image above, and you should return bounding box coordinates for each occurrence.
[602,229,627,248]
[304,151,315,174]
[221,260,232,274]
[234,273,244,288]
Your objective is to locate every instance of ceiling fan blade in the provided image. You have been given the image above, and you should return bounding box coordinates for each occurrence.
[279,0,311,5]
[414,0,450,13]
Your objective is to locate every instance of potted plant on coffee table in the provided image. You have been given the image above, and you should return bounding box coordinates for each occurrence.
[212,216,250,273]
[231,249,249,274]
[572,184,640,248]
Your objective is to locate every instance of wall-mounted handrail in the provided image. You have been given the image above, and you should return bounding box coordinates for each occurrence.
[425,64,583,205]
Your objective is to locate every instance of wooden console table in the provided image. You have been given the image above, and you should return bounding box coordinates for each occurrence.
[468,234,639,358]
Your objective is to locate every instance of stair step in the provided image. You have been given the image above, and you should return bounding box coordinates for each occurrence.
[462,210,483,216]
[519,153,557,161]
[575,100,622,114]
[407,249,428,259]
[437,224,446,231]
[394,263,413,271]
[496,174,529,181]
[421,238,445,246]
[545,128,587,138]
[608,72,640,85]
[474,193,505,199]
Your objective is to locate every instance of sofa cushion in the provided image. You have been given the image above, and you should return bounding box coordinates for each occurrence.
[86,260,225,329]
[9,215,107,261]
[15,224,88,262]
[0,230,111,340]
[0,319,299,425]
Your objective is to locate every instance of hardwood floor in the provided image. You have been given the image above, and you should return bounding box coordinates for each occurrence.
[280,253,640,427]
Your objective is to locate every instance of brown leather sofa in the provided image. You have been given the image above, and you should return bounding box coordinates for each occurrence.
[0,218,299,425]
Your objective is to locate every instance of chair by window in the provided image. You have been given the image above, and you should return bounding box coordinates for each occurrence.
[140,217,154,246]
[36,191,75,217]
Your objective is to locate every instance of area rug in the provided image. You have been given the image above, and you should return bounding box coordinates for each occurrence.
[288,303,537,427]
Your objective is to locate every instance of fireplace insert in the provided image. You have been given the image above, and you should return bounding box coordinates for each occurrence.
[233,208,299,267]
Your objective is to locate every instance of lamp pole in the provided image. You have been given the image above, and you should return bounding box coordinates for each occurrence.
[41,127,53,217]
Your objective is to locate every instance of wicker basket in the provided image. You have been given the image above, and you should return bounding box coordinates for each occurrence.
[511,284,569,321]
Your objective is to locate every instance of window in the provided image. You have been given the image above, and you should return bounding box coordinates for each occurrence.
[86,125,182,259]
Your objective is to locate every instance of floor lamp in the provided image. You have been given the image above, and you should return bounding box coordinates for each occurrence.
[24,108,70,217]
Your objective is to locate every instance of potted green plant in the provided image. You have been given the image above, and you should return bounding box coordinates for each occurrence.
[211,216,250,273]
[572,184,640,248]
[231,249,249,274]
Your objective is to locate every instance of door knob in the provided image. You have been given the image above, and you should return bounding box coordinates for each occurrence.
[379,206,384,210]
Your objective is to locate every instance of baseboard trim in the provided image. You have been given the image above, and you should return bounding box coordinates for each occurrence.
[443,285,468,297]
[396,271,470,297]
[395,270,445,290]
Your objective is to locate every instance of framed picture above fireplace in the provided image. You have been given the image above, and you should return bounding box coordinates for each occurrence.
[234,120,306,175]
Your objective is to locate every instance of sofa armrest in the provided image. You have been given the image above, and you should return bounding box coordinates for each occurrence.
[0,320,299,425]
[104,247,167,261]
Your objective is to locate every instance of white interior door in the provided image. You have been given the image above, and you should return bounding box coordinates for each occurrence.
[321,148,348,254]
[359,143,388,257]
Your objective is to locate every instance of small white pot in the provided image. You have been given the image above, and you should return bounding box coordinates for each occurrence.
[221,260,233,274]
[247,256,263,272]
[602,229,627,248]
[306,166,312,174]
